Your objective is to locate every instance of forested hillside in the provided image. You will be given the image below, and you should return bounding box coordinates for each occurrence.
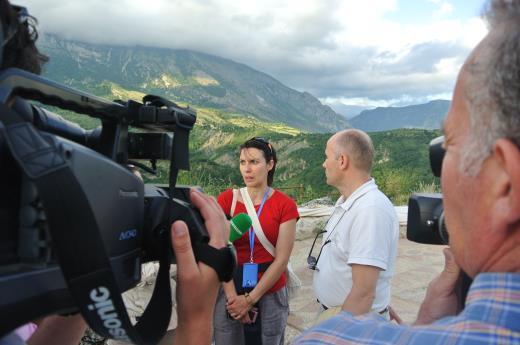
[49,87,440,205]
[36,34,442,205]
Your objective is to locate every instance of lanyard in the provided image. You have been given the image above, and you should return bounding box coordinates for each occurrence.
[249,187,270,263]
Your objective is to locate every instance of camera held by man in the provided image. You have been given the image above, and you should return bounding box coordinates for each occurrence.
[0,3,236,344]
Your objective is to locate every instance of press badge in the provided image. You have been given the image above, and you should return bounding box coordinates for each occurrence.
[242,263,258,288]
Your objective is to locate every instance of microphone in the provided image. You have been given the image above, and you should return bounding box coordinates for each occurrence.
[229,213,252,242]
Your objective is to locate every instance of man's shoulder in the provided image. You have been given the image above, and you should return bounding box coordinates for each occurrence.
[354,188,396,214]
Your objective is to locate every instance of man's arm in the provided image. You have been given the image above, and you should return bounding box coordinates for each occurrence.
[341,264,381,315]
[414,248,462,325]
[171,189,229,345]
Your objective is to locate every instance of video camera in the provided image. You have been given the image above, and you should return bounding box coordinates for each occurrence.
[0,68,235,344]
[406,136,447,245]
[406,135,472,306]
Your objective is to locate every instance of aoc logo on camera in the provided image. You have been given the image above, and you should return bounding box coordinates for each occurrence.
[118,229,138,241]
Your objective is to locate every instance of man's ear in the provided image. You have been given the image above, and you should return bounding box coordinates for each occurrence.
[339,153,349,170]
[490,139,520,227]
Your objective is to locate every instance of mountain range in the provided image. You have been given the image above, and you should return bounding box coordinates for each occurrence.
[38,34,452,134]
[38,34,349,133]
[33,34,443,203]
[349,100,451,132]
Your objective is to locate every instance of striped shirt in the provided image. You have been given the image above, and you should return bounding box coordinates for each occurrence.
[294,273,520,344]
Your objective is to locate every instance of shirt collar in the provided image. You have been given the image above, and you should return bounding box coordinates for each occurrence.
[335,178,378,211]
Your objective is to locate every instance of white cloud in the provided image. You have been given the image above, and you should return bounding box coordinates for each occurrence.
[428,0,454,17]
[322,97,394,108]
[435,57,461,76]
[21,0,488,107]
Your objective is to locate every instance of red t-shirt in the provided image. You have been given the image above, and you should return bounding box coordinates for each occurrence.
[218,188,299,293]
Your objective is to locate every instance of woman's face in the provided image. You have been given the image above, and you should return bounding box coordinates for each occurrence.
[239,147,273,188]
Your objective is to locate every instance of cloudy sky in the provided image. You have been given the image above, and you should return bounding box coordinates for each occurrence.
[21,0,488,113]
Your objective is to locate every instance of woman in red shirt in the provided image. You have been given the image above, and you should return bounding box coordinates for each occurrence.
[213,137,299,345]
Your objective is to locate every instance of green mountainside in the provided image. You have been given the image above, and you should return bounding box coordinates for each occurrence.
[184,127,440,205]
[37,35,441,204]
[50,81,440,204]
[38,34,349,133]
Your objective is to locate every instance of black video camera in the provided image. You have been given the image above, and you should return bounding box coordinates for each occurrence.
[406,136,448,245]
[406,135,473,306]
[0,68,235,344]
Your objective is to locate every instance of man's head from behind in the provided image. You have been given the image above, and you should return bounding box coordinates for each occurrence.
[442,0,520,278]
[0,0,47,74]
[323,129,374,189]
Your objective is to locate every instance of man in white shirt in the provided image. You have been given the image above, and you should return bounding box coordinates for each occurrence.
[311,129,399,320]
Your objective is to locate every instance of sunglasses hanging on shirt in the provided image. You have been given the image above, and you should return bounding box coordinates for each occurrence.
[306,208,348,271]
[306,230,330,271]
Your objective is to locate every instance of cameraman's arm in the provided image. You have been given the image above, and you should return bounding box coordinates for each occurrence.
[223,281,238,303]
[414,248,462,325]
[27,315,86,345]
[171,189,228,345]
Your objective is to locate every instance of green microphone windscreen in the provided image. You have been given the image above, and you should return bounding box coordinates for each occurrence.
[229,213,252,242]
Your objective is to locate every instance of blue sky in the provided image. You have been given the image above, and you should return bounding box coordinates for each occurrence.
[23,0,489,112]
[388,0,483,23]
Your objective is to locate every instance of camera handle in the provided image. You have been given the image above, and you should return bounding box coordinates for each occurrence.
[0,103,172,344]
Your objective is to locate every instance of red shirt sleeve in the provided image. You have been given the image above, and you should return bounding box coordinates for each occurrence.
[217,189,233,216]
[279,192,299,224]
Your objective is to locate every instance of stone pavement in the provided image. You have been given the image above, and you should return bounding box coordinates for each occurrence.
[284,237,446,343]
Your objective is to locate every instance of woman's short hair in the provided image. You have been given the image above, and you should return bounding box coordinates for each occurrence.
[240,137,277,186]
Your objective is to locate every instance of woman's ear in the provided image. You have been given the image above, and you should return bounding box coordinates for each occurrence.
[267,159,275,171]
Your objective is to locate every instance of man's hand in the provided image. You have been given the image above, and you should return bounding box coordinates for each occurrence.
[414,248,462,325]
[388,306,403,324]
[172,189,229,345]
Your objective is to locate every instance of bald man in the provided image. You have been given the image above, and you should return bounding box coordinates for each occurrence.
[311,129,399,321]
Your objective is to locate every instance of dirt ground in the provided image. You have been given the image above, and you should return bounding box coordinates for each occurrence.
[284,237,446,343]
[79,236,446,345]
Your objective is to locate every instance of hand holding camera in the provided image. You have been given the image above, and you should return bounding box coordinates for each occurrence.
[0,68,236,344]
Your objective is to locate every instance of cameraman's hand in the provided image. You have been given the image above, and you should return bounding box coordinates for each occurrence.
[27,315,87,345]
[171,189,228,345]
[414,248,462,325]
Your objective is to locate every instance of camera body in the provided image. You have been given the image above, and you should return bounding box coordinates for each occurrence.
[406,135,473,307]
[407,193,447,245]
[0,68,233,343]
[406,136,448,245]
